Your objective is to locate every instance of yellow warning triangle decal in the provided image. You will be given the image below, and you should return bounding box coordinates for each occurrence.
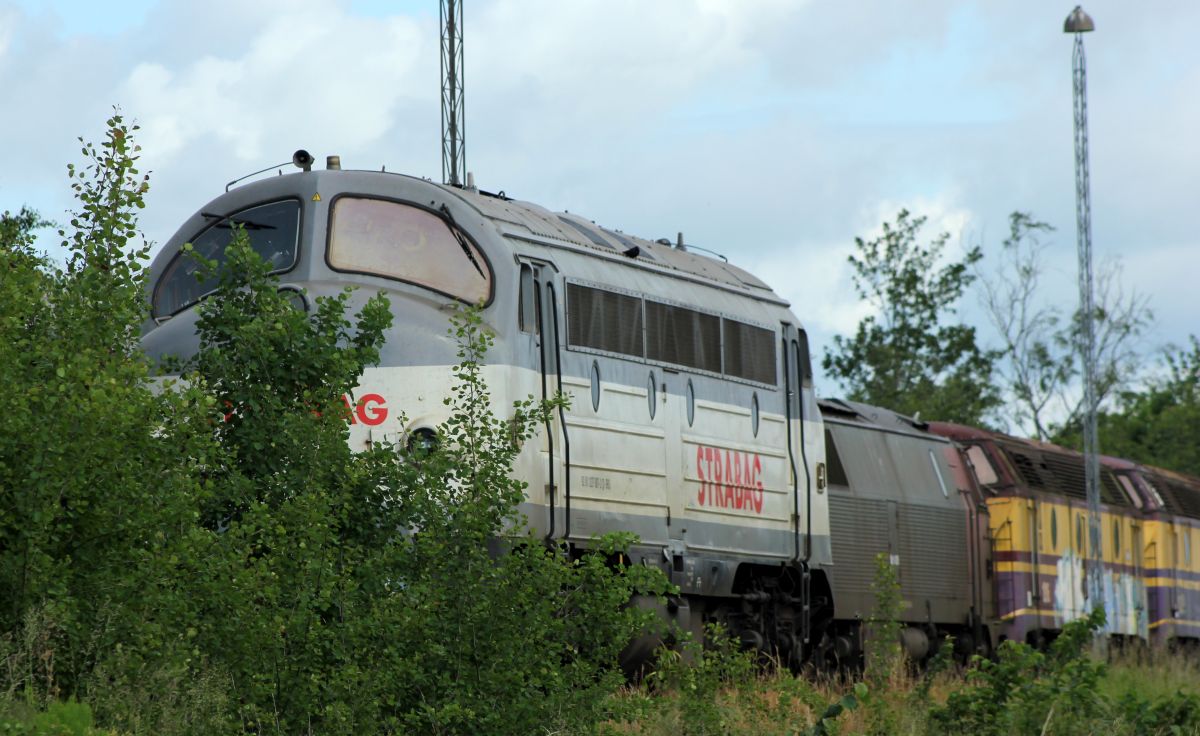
[312,193,322,202]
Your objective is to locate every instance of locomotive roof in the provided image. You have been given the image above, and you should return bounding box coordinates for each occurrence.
[442,183,779,298]
[932,419,1200,518]
[1135,464,1200,520]
[927,421,1136,508]
[199,168,789,309]
[145,167,803,358]
[818,398,947,442]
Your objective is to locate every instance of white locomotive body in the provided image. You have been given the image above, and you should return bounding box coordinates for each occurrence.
[141,166,832,665]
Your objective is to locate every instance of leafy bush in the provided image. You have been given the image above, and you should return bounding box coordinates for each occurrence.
[1,115,671,734]
[644,624,757,735]
[928,607,1107,736]
[864,552,903,686]
[0,115,214,707]
[0,700,110,736]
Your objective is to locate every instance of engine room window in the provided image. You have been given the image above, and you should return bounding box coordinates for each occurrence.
[965,445,998,486]
[1117,475,1142,509]
[153,199,300,318]
[929,449,949,498]
[647,372,657,419]
[723,319,776,385]
[328,197,491,304]
[566,284,643,357]
[557,215,616,250]
[646,301,721,374]
[590,360,601,411]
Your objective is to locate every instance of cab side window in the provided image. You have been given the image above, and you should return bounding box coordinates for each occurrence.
[518,265,538,334]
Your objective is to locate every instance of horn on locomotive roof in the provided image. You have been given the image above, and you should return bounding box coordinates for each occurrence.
[292,149,314,171]
[225,149,315,192]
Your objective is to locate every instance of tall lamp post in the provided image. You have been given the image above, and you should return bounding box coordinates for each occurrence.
[1064,5,1102,612]
[440,0,466,188]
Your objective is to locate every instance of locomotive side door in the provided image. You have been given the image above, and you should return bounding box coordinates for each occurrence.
[1131,520,1147,637]
[519,260,570,540]
[780,323,819,564]
[1172,522,1185,625]
[1028,499,1042,624]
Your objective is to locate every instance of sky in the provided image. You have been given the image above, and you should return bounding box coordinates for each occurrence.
[1,0,1197,426]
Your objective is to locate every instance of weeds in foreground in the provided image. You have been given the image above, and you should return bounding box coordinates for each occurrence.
[603,609,1200,736]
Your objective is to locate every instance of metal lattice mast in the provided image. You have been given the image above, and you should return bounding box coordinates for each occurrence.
[1065,6,1101,609]
[440,0,465,187]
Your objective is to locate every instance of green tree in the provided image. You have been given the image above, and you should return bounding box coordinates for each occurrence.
[823,209,999,425]
[979,212,1152,440]
[0,116,222,724]
[1055,336,1200,476]
[0,207,50,246]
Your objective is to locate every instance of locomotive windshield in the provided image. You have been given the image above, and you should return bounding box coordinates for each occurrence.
[153,199,301,318]
[327,197,492,304]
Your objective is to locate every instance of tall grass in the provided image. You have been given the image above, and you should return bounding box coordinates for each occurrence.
[603,649,1200,736]
[603,559,1200,736]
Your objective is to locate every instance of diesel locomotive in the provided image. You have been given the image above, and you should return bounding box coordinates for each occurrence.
[141,155,832,668]
[141,153,1200,667]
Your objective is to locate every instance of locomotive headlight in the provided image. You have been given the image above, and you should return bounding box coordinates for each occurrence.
[278,286,309,313]
[407,427,439,456]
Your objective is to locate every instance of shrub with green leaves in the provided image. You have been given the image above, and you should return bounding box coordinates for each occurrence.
[161,236,673,733]
[928,607,1108,736]
[2,115,671,735]
[0,115,217,708]
[0,699,113,736]
[644,623,757,735]
[864,552,903,686]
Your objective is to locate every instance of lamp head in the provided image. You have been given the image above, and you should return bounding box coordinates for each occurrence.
[1064,6,1094,33]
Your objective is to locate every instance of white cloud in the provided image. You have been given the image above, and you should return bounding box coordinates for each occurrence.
[858,195,974,250]
[0,0,1197,396]
[744,241,873,338]
[0,6,16,60]
[119,6,427,167]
